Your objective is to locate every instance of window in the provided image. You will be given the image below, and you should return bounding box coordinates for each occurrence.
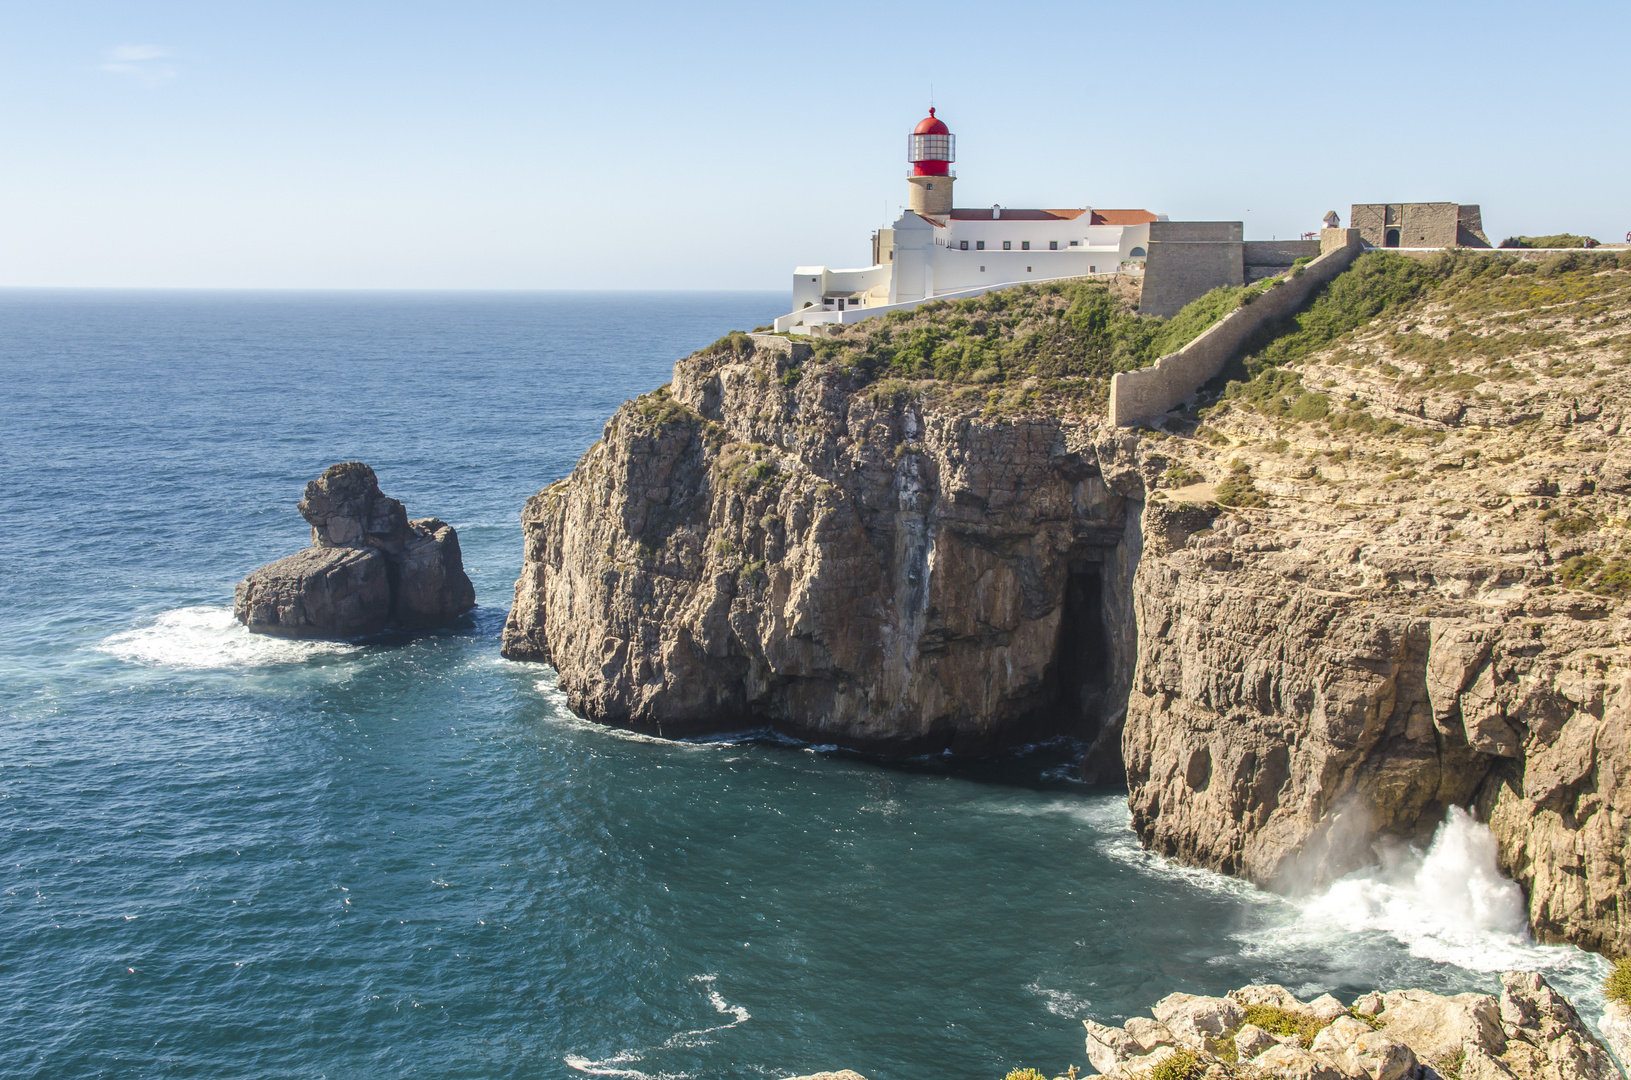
[1003,241,1011,250]
[979,266,985,272]
[1026,266,1032,272]
[1021,241,1030,251]
[1129,246,1146,258]
[1069,240,1080,246]
[1049,241,1058,250]
[976,240,985,250]
[926,182,933,190]
[960,240,968,250]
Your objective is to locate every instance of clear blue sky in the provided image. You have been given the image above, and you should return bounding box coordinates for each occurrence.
[2,0,1626,289]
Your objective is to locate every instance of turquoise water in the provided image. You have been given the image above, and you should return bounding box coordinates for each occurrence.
[0,291,1607,1080]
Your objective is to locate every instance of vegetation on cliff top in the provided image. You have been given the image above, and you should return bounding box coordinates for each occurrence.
[701,276,1283,414]
[1499,234,1600,250]
[1211,249,1631,438]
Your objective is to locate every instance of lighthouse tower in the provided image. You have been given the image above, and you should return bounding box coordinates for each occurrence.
[906,107,955,217]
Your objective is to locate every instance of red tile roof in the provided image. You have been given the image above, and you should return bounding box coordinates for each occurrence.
[948,208,1088,221]
[1090,209,1159,225]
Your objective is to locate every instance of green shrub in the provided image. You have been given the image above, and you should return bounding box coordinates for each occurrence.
[1430,1048,1466,1080]
[1163,464,1204,488]
[1558,554,1631,598]
[1240,1004,1326,1048]
[1290,393,1331,421]
[1215,472,1268,508]
[1004,1070,1049,1080]
[1606,957,1631,1004]
[1149,1049,1201,1080]
[1499,234,1600,249]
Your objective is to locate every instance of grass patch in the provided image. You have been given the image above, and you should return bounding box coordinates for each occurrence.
[1429,1049,1466,1080]
[1215,462,1268,508]
[1557,554,1631,597]
[1149,1048,1201,1080]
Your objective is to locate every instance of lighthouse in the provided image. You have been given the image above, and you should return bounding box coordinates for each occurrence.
[906,107,955,217]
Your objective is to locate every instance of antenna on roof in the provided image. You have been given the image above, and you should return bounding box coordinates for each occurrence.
[930,84,934,109]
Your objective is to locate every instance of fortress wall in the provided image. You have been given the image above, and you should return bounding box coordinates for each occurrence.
[1140,221,1245,318]
[1109,229,1363,427]
[1243,239,1320,265]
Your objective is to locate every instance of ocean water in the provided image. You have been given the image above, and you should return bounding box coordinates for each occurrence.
[0,290,1610,1080]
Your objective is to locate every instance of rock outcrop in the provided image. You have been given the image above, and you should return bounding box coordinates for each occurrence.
[502,336,1141,755]
[505,257,1631,955]
[1083,975,1619,1080]
[236,462,475,638]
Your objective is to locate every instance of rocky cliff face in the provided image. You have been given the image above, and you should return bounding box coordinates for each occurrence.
[503,335,1142,756]
[504,258,1631,956]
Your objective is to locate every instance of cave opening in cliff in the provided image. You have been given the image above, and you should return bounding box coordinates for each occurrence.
[1050,557,1115,750]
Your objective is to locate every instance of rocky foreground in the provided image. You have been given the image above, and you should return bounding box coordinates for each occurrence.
[787,975,1626,1080]
[503,253,1631,954]
[235,462,475,638]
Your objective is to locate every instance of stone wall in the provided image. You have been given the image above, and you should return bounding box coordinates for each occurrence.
[1244,239,1320,265]
[1351,203,1488,249]
[1108,229,1364,427]
[1140,222,1244,318]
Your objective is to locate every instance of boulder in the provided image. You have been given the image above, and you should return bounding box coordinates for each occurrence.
[1308,994,1350,1023]
[1497,971,1619,1080]
[1600,1001,1631,1077]
[782,1073,868,1080]
[1377,989,1505,1061]
[1230,985,1312,1014]
[1124,1018,1177,1053]
[1341,1032,1417,1080]
[1085,1020,1143,1075]
[1237,1024,1297,1060]
[233,546,390,638]
[1153,992,1245,1052]
[298,461,410,552]
[1252,1044,1345,1080]
[1311,1016,1373,1058]
[236,463,475,639]
[393,518,477,626]
[1353,993,1385,1017]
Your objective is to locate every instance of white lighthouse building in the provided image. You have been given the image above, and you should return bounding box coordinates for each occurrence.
[773,108,1163,334]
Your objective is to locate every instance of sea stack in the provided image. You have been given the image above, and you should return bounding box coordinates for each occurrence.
[234,462,475,638]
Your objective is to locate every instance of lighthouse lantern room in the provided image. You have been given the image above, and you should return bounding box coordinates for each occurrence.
[906,108,955,217]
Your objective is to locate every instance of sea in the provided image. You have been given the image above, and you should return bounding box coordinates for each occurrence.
[0,290,1611,1080]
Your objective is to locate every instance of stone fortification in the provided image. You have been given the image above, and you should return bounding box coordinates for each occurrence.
[1140,221,1246,318]
[1351,203,1492,249]
[1109,229,1363,427]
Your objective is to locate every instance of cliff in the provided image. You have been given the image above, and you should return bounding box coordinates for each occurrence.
[504,253,1631,956]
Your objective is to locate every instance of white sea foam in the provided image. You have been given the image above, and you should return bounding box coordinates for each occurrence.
[99,606,359,670]
[1283,807,1593,975]
[1025,979,1094,1018]
[564,974,749,1079]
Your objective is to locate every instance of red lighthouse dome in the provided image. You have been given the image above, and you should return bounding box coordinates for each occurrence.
[909,107,954,177]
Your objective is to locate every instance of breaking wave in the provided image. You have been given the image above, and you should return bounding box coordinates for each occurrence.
[98,606,359,669]
[564,975,750,1079]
